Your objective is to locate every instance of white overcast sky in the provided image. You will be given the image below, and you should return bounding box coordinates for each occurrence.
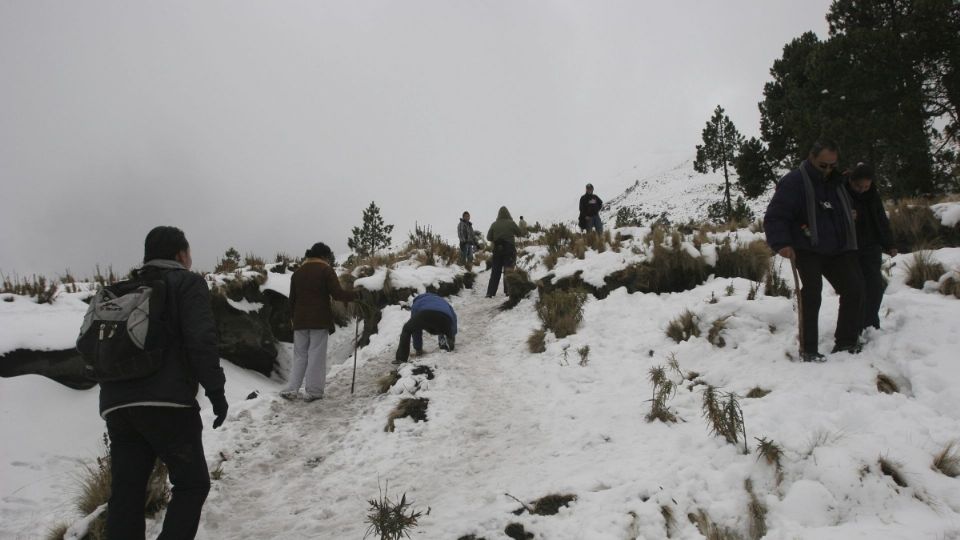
[0,0,832,276]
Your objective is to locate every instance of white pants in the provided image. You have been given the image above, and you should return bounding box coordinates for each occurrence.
[285,329,329,397]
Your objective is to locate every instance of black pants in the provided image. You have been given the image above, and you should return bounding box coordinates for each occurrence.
[106,406,210,540]
[396,310,455,363]
[857,245,885,330]
[795,250,864,353]
[486,242,517,297]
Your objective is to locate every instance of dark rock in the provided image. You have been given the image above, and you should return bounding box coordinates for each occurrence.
[246,390,260,400]
[504,523,533,540]
[0,348,96,390]
[209,293,278,377]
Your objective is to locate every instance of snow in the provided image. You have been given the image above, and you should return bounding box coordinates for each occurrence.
[931,201,960,228]
[4,198,960,537]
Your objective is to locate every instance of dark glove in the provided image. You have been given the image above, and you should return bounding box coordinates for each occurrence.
[210,392,228,429]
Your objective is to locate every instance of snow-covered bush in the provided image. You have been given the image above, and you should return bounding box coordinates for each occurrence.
[904,250,946,289]
[666,309,700,343]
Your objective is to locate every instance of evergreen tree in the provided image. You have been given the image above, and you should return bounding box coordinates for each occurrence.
[735,137,777,199]
[348,201,394,258]
[694,105,744,221]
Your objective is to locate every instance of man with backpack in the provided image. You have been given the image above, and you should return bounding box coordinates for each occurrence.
[88,226,227,539]
[485,206,522,298]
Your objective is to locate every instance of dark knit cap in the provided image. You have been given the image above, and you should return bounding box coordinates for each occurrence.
[144,226,189,263]
[305,242,333,261]
[849,162,875,182]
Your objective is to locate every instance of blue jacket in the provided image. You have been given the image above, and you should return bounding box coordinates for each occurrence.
[764,161,855,255]
[410,293,457,350]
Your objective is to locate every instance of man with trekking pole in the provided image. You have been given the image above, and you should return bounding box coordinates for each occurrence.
[763,140,865,362]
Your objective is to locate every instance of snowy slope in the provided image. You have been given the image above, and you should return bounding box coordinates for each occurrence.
[3,236,960,539]
[598,160,773,226]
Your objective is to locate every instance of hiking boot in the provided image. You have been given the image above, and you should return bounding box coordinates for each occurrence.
[831,342,863,354]
[800,351,826,363]
[279,390,299,400]
[438,334,452,351]
[303,393,323,402]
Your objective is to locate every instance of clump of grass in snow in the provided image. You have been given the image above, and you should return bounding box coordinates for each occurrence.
[577,345,590,366]
[527,328,546,353]
[763,260,792,298]
[502,268,536,309]
[939,272,960,298]
[377,370,401,394]
[755,437,785,485]
[661,505,677,538]
[647,366,678,424]
[933,441,960,478]
[384,398,429,432]
[879,456,908,487]
[687,508,743,540]
[666,309,700,343]
[877,373,899,394]
[364,481,425,540]
[904,250,945,289]
[702,386,748,454]
[745,479,767,540]
[535,289,587,338]
[531,493,576,515]
[44,523,70,540]
[745,387,770,398]
[713,238,770,282]
[707,315,731,347]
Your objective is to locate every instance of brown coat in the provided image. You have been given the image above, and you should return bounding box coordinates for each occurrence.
[290,259,356,331]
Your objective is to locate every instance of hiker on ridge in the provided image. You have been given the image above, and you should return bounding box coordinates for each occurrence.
[99,226,226,539]
[764,140,864,362]
[518,215,529,237]
[485,206,522,298]
[579,183,603,233]
[458,211,476,265]
[394,292,457,364]
[844,162,896,332]
[281,242,359,401]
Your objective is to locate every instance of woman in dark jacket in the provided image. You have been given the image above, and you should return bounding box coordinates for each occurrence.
[846,163,897,331]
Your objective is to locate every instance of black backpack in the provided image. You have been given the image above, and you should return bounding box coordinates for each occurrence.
[76,268,171,382]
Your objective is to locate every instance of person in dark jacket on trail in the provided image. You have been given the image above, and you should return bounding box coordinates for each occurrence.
[394,292,458,364]
[764,140,864,362]
[458,211,476,265]
[485,206,522,298]
[101,226,227,540]
[281,242,359,401]
[579,183,603,233]
[845,163,897,331]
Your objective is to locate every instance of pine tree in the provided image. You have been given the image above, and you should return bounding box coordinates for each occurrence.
[735,137,777,199]
[348,201,394,258]
[694,105,744,222]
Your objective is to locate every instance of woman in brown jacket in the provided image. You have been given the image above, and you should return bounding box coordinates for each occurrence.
[280,242,358,401]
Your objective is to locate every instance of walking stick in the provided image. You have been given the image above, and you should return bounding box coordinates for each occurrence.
[789,256,804,355]
[351,314,359,394]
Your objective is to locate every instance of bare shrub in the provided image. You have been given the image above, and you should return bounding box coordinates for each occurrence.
[714,239,770,282]
[904,251,945,289]
[215,247,242,274]
[502,268,536,309]
[702,386,748,453]
[527,328,547,353]
[888,202,942,251]
[244,253,266,271]
[535,289,587,338]
[543,223,576,269]
[763,261,792,298]
[933,441,960,478]
[577,345,590,367]
[666,309,700,343]
[364,482,425,540]
[384,398,429,432]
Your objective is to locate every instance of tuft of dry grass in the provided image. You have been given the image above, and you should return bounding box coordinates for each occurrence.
[879,456,908,487]
[377,370,401,394]
[530,493,576,515]
[904,250,946,289]
[707,315,731,347]
[666,309,700,343]
[687,508,743,540]
[646,366,678,423]
[876,373,899,394]
[661,505,676,538]
[755,437,785,485]
[535,289,587,338]
[577,345,590,367]
[502,268,537,308]
[939,272,960,298]
[702,386,748,453]
[713,239,771,282]
[887,202,944,251]
[745,479,767,540]
[384,398,429,432]
[365,481,425,540]
[763,261,792,298]
[527,328,547,353]
[745,387,770,398]
[933,441,960,478]
[44,523,70,540]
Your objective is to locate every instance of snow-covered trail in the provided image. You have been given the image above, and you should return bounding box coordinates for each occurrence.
[199,270,555,539]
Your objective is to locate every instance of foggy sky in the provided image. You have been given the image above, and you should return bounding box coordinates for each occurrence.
[0,0,832,277]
